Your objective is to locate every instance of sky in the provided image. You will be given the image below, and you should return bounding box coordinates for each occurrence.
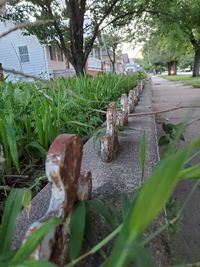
[122,43,143,59]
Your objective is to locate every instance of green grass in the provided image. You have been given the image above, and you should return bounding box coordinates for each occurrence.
[160,74,200,88]
[0,73,142,173]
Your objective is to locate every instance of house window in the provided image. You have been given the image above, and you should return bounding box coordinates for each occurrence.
[18,46,29,63]
[49,46,57,61]
[95,48,101,59]
[57,48,64,62]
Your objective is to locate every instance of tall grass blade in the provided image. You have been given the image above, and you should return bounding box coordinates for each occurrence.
[87,199,115,230]
[11,218,61,265]
[102,141,193,267]
[5,124,19,172]
[70,201,86,260]
[0,189,25,253]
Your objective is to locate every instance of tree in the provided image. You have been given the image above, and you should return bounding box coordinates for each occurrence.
[143,30,191,75]
[100,30,121,73]
[144,0,200,77]
[3,0,147,76]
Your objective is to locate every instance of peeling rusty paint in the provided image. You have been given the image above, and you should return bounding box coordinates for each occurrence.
[128,90,135,114]
[23,134,92,266]
[100,102,118,162]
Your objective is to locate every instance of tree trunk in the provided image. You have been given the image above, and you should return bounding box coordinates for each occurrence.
[192,47,200,77]
[112,47,116,73]
[112,62,115,73]
[73,62,85,76]
[167,61,177,75]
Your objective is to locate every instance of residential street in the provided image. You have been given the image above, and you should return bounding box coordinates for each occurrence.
[151,76,200,264]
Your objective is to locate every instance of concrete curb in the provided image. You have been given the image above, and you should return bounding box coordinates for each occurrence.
[13,79,161,261]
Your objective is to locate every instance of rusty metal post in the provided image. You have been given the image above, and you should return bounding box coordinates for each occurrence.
[23,134,92,266]
[100,102,118,162]
[128,89,135,114]
[133,87,139,105]
[0,63,4,81]
[119,93,128,125]
[140,79,144,93]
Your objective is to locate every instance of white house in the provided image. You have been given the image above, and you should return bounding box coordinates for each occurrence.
[0,20,103,81]
[0,20,72,81]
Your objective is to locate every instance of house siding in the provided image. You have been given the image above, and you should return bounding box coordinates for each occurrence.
[0,21,50,81]
[45,46,70,78]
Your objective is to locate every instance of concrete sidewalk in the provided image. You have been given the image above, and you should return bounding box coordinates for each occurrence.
[152,76,200,265]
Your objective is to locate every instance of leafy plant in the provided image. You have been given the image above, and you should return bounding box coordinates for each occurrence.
[0,189,61,267]
[0,74,140,173]
[66,138,200,267]
[159,122,186,152]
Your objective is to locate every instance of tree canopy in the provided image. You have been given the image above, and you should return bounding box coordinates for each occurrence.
[3,0,149,75]
[141,0,200,76]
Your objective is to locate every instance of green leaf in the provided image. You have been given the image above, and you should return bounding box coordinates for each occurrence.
[5,124,19,172]
[102,142,191,267]
[25,141,47,157]
[158,136,170,146]
[11,260,58,267]
[87,199,115,229]
[0,250,16,267]
[162,123,174,134]
[11,218,61,265]
[179,164,200,179]
[70,201,86,260]
[22,190,32,218]
[0,189,25,253]
[139,131,147,178]
[23,190,32,209]
[129,148,189,237]
[132,242,157,267]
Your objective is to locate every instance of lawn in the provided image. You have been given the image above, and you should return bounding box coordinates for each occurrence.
[160,74,200,88]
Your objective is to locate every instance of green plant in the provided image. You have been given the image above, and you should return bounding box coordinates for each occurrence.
[159,122,186,153]
[0,74,140,174]
[1,136,200,267]
[0,189,61,267]
[67,137,200,267]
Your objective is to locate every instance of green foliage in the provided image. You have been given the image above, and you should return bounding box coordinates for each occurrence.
[0,189,61,267]
[11,218,61,265]
[0,189,25,253]
[101,138,200,267]
[159,122,186,153]
[70,201,86,260]
[2,138,200,267]
[142,0,200,75]
[166,197,180,234]
[0,74,139,173]
[3,0,144,74]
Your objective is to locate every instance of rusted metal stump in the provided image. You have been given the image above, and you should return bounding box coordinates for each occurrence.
[100,102,118,162]
[23,134,92,266]
[128,89,135,114]
[117,93,128,126]
[140,79,145,93]
[133,86,139,105]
